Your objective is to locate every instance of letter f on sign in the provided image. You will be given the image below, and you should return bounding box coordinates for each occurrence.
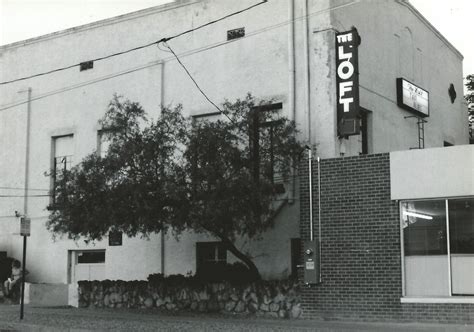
[339,81,354,112]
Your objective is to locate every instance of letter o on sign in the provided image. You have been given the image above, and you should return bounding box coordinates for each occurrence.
[337,60,354,80]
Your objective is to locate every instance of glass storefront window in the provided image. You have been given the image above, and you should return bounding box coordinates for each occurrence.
[449,198,474,254]
[402,200,447,256]
[449,198,474,295]
[402,200,449,296]
[401,198,474,297]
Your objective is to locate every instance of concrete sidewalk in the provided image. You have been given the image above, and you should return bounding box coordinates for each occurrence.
[0,305,472,332]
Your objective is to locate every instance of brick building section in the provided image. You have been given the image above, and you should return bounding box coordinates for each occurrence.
[299,153,473,323]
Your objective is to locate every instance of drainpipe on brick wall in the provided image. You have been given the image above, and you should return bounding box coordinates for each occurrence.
[317,156,322,283]
[288,0,296,204]
[307,147,314,241]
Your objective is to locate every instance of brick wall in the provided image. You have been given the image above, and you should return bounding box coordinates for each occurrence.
[299,153,474,323]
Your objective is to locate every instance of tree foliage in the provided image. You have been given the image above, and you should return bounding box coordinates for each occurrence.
[465,74,474,139]
[47,95,303,278]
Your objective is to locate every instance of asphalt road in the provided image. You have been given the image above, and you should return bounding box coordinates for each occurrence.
[0,304,472,332]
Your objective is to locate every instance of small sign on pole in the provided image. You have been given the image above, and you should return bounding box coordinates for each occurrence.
[20,217,31,237]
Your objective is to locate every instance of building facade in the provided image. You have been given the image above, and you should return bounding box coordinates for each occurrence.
[299,146,473,322]
[0,0,468,294]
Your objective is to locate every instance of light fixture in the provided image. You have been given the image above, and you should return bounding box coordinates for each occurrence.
[403,211,433,220]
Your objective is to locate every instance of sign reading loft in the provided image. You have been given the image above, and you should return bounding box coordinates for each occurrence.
[336,28,361,138]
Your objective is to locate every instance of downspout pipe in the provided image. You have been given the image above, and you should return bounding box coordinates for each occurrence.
[159,60,166,275]
[317,156,322,283]
[304,0,312,146]
[159,60,165,110]
[288,0,296,204]
[307,147,313,241]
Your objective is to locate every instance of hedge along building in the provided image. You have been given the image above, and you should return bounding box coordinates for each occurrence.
[0,0,467,290]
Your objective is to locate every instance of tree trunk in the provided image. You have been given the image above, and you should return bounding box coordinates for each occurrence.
[220,237,261,281]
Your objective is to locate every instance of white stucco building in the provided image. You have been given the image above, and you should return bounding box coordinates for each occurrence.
[0,0,468,287]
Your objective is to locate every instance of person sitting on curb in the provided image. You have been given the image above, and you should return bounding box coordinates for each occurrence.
[3,260,27,298]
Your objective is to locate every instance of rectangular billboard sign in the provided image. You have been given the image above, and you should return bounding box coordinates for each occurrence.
[396,78,429,117]
[336,28,360,137]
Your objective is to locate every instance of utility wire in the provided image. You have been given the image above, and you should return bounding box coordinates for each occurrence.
[0,194,50,197]
[0,41,159,86]
[0,1,359,112]
[163,42,235,124]
[0,186,49,192]
[162,0,267,42]
[0,1,267,86]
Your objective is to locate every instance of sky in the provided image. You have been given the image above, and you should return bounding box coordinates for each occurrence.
[0,0,473,80]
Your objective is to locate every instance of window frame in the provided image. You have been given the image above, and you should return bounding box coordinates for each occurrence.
[77,250,106,264]
[249,102,284,187]
[196,241,227,274]
[97,129,114,158]
[400,196,474,299]
[51,134,74,206]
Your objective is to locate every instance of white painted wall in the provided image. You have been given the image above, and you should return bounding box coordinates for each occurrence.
[331,0,467,156]
[390,145,474,200]
[0,0,468,284]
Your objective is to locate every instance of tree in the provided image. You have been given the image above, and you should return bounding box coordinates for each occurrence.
[465,74,474,141]
[47,95,303,280]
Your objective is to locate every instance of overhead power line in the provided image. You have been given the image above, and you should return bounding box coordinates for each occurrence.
[0,186,49,192]
[0,1,268,86]
[0,1,359,112]
[163,42,232,123]
[0,194,50,197]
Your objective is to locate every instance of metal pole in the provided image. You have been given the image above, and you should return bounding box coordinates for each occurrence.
[20,236,27,320]
[23,88,32,213]
[20,87,31,320]
[308,148,313,241]
[445,200,452,296]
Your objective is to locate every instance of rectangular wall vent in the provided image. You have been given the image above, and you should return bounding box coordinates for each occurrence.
[227,27,245,40]
[80,61,94,71]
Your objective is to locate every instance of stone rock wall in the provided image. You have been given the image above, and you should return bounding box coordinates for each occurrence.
[78,278,302,318]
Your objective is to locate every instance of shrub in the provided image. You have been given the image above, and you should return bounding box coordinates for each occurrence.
[195,262,257,284]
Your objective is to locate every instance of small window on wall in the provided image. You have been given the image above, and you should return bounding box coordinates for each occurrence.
[52,135,74,204]
[448,83,457,104]
[196,242,227,275]
[401,198,474,297]
[77,250,105,264]
[98,130,113,158]
[192,111,222,124]
[249,103,285,189]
